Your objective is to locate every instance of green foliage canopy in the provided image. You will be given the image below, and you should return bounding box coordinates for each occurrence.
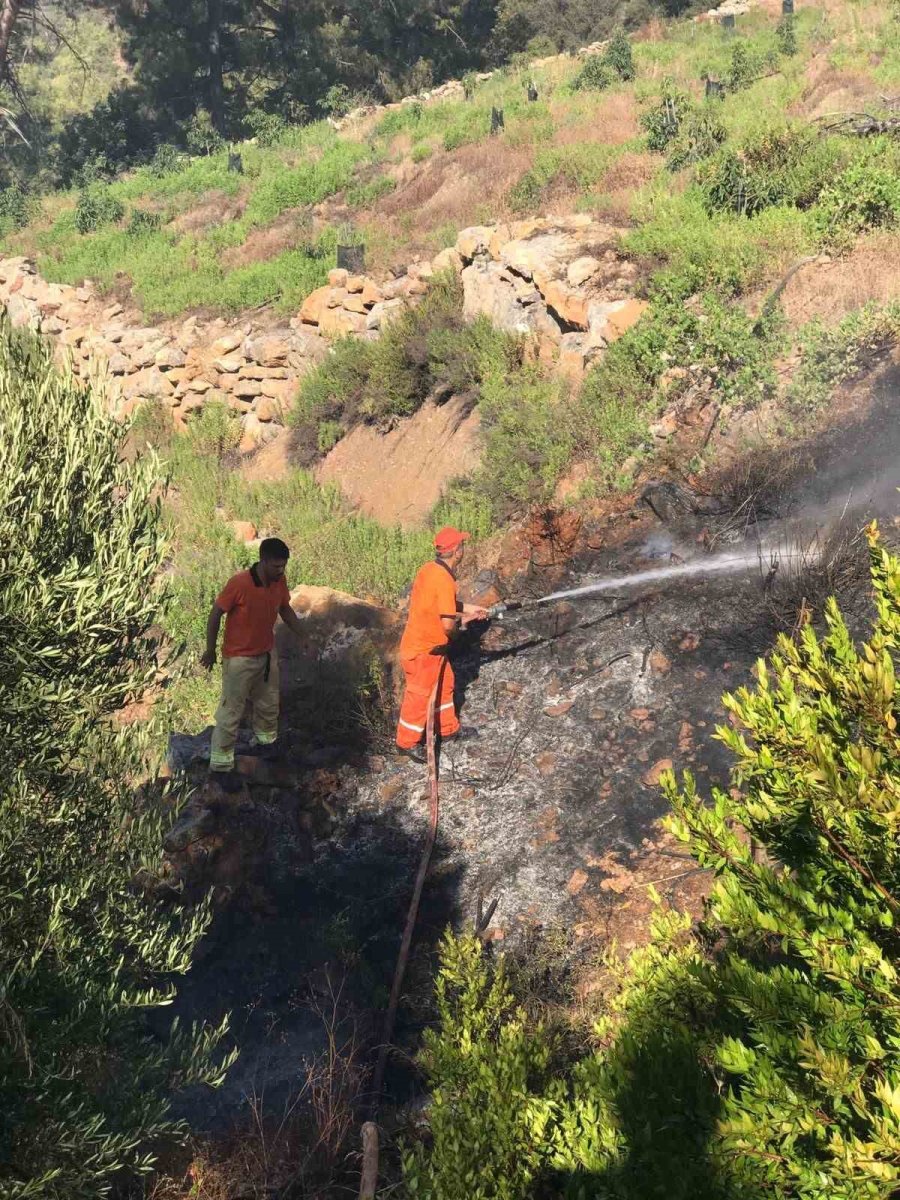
[0,323,231,1197]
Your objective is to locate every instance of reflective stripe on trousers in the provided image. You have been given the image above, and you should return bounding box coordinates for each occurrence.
[209,652,280,771]
[396,653,459,748]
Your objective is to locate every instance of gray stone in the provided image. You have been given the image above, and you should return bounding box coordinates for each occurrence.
[163,807,216,853]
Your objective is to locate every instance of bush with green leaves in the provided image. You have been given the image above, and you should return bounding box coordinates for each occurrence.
[604,28,635,81]
[184,107,224,157]
[572,32,635,92]
[640,79,691,153]
[127,207,163,235]
[666,106,727,171]
[0,183,35,234]
[789,301,900,409]
[148,142,185,178]
[244,109,290,146]
[775,13,798,55]
[405,529,900,1199]
[0,321,231,1198]
[292,273,520,459]
[74,182,125,233]
[814,158,900,247]
[700,126,842,217]
[726,40,774,91]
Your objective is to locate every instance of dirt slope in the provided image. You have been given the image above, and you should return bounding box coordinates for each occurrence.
[315,396,481,527]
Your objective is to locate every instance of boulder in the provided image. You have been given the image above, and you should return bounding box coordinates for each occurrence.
[541,280,589,330]
[567,256,600,287]
[233,378,262,398]
[361,279,384,306]
[343,293,368,315]
[230,519,258,541]
[164,807,216,853]
[366,298,405,331]
[156,346,187,369]
[122,366,174,401]
[345,274,365,294]
[211,332,242,355]
[213,353,244,373]
[299,285,332,326]
[244,335,290,366]
[318,307,367,336]
[456,225,492,260]
[254,395,283,422]
[328,267,349,288]
[258,378,294,402]
[107,352,132,375]
[432,246,463,275]
[500,230,580,280]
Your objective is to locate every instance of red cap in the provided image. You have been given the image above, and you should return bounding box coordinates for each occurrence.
[433,526,470,554]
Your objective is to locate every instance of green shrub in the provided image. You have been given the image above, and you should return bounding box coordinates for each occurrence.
[775,13,798,55]
[789,301,900,409]
[244,109,289,146]
[322,84,353,117]
[571,54,615,92]
[605,28,636,81]
[726,40,774,91]
[184,107,224,156]
[317,418,345,453]
[0,321,231,1196]
[406,530,900,1199]
[815,158,900,246]
[148,142,184,177]
[666,106,727,170]
[701,126,842,216]
[402,932,559,1199]
[640,79,691,153]
[127,207,163,235]
[0,183,35,234]
[74,183,125,233]
[477,363,573,517]
[412,141,434,162]
[292,273,519,459]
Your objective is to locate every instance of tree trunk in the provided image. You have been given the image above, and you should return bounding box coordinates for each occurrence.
[0,0,22,83]
[206,0,225,135]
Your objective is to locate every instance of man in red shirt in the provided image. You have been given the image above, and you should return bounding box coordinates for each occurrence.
[201,537,307,781]
[396,526,489,763]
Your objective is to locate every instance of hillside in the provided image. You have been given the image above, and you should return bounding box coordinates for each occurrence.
[5,0,900,1195]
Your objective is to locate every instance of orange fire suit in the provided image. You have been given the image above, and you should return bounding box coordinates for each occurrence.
[396,560,461,748]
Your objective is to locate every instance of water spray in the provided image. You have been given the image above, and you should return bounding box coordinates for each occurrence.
[487,543,812,619]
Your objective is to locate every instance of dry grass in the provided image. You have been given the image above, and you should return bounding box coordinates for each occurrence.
[220,209,320,270]
[170,193,246,235]
[552,90,641,147]
[777,234,900,328]
[148,983,370,1200]
[598,150,659,194]
[792,56,875,118]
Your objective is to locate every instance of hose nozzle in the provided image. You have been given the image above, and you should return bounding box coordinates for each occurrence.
[488,599,523,620]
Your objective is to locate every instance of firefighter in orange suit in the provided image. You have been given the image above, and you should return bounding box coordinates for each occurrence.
[396,526,489,763]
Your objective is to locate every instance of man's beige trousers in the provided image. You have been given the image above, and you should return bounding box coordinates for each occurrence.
[209,652,279,771]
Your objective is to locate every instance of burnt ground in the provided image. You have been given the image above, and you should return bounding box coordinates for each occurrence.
[160,365,900,1141]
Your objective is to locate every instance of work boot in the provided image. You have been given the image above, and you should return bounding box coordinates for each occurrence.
[208,769,243,794]
[446,725,480,742]
[244,739,279,762]
[397,744,427,764]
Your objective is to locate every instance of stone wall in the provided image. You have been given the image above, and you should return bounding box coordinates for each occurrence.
[0,212,649,446]
[0,257,329,450]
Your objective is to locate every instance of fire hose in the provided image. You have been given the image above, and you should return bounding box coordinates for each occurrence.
[359,656,447,1197]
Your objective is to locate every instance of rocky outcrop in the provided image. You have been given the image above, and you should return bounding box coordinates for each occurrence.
[295,217,648,383]
[0,257,328,449]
